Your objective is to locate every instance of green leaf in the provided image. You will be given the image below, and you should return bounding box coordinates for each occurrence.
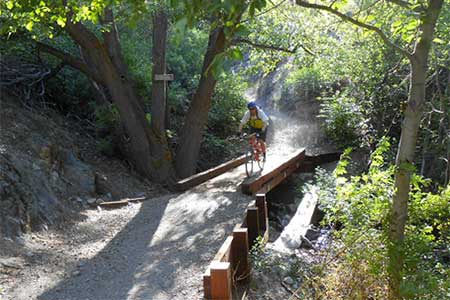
[56,16,66,27]
[6,1,14,10]
[433,37,445,44]
[365,15,375,23]
[25,21,34,31]
[230,48,243,60]
[235,24,250,37]
[207,53,225,79]
[405,19,418,31]
[392,20,402,28]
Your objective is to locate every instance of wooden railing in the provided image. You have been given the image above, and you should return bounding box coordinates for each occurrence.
[201,151,341,299]
[203,194,269,299]
[175,155,247,191]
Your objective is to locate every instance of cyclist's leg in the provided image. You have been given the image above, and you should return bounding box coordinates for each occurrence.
[258,129,267,156]
[249,127,258,144]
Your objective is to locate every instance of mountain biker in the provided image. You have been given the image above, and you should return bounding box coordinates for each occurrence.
[238,101,269,156]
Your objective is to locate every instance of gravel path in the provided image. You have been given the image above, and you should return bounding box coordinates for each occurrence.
[2,166,252,300]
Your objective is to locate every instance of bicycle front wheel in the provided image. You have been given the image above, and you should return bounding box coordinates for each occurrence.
[257,152,266,171]
[245,149,254,177]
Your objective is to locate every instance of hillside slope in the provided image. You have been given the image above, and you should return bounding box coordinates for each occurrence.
[0,93,164,238]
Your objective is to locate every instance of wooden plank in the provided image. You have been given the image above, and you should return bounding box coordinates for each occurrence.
[231,227,250,282]
[256,161,300,194]
[213,236,234,262]
[241,149,305,195]
[154,73,174,81]
[210,261,232,300]
[246,207,260,249]
[175,155,247,191]
[255,194,268,233]
[273,186,319,250]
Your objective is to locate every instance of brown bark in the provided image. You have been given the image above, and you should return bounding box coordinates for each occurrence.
[175,26,226,178]
[47,14,174,183]
[150,9,174,181]
[151,10,169,137]
[388,1,443,299]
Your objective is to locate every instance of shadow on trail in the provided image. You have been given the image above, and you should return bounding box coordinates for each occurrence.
[38,169,251,300]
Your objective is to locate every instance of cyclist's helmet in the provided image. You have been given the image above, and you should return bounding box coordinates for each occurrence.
[247,101,257,109]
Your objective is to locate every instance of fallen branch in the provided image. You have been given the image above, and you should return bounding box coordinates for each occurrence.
[281,281,301,299]
[98,196,146,208]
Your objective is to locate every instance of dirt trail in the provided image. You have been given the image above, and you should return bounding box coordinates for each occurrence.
[2,164,253,300]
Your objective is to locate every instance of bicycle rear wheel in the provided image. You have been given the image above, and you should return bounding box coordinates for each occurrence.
[245,149,254,177]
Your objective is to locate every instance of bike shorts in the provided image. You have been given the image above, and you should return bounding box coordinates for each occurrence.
[250,127,266,141]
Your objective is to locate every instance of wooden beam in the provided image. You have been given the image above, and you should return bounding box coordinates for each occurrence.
[273,185,319,250]
[213,236,234,262]
[241,149,305,195]
[175,155,246,191]
[246,207,260,249]
[256,162,300,194]
[255,194,268,234]
[210,261,232,300]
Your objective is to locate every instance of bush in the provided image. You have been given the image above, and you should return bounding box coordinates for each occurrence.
[308,138,450,300]
[208,75,248,138]
[318,88,365,149]
[281,66,322,107]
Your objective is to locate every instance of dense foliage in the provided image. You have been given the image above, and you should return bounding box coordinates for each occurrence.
[312,140,450,299]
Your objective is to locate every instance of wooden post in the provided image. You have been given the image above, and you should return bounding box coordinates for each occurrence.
[255,194,268,233]
[246,207,260,249]
[231,227,250,282]
[203,268,212,300]
[210,261,232,300]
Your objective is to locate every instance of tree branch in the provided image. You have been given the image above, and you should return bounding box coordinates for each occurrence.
[295,0,413,60]
[64,19,103,51]
[232,37,300,54]
[36,41,105,85]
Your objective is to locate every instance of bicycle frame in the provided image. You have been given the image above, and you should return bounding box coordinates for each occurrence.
[243,132,266,177]
[247,133,264,162]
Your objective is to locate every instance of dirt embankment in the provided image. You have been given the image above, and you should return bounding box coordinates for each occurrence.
[0,93,165,239]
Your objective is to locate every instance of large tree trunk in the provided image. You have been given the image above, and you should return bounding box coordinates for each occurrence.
[150,9,174,181]
[388,1,443,299]
[59,14,173,183]
[175,26,226,178]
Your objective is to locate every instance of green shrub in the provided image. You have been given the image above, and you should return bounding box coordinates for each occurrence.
[318,88,365,149]
[208,75,248,138]
[310,138,450,300]
[282,67,322,104]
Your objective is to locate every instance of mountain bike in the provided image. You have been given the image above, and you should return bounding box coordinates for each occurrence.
[242,132,266,177]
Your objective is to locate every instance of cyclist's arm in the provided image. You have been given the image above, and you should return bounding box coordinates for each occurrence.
[239,111,250,132]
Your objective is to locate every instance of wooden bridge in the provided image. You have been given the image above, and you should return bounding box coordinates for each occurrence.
[175,149,339,300]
